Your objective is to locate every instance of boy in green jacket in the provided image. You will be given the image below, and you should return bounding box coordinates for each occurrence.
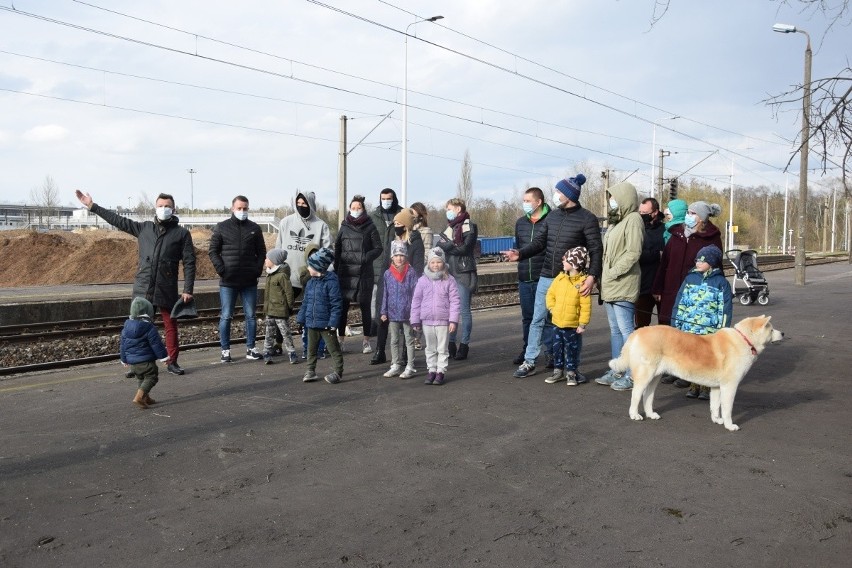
[262,249,298,364]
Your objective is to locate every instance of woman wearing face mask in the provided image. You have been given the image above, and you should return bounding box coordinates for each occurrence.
[333,195,383,354]
[652,200,723,328]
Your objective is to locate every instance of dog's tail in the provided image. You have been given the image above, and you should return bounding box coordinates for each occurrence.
[608,334,633,374]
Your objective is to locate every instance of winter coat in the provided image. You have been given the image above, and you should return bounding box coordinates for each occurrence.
[120,318,167,365]
[600,182,645,303]
[639,217,665,295]
[410,270,460,327]
[438,218,479,291]
[275,191,332,290]
[515,205,550,283]
[672,268,733,334]
[415,224,434,262]
[297,271,343,330]
[209,215,266,289]
[333,216,383,302]
[546,272,591,329]
[263,264,295,318]
[652,221,723,325]
[369,191,404,282]
[381,265,419,321]
[518,204,603,281]
[89,204,196,309]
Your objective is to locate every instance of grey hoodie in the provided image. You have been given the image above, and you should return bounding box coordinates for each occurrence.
[275,191,331,290]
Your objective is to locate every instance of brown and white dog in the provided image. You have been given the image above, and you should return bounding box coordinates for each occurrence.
[609,316,784,431]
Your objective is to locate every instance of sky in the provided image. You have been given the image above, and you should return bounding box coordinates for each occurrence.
[0,0,849,212]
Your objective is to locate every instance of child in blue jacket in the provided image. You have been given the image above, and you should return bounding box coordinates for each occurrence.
[296,248,343,384]
[120,297,169,409]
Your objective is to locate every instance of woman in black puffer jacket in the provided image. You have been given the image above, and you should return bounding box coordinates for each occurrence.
[334,195,383,353]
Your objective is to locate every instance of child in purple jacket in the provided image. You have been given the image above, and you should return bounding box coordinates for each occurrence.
[381,241,420,379]
[410,248,460,386]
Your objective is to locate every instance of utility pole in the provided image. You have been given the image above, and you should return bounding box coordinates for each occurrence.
[338,115,347,229]
[658,149,670,198]
[822,196,829,251]
[601,169,611,219]
[187,168,196,212]
[764,195,770,253]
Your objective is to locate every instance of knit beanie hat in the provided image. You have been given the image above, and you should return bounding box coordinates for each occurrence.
[391,240,408,258]
[266,248,288,266]
[666,199,688,224]
[555,173,587,203]
[394,208,415,231]
[307,247,335,272]
[130,297,155,320]
[426,247,445,265]
[564,246,590,272]
[695,245,723,268]
[689,201,722,222]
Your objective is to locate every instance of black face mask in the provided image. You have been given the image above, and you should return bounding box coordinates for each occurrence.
[394,226,405,237]
[297,205,311,218]
[640,213,653,224]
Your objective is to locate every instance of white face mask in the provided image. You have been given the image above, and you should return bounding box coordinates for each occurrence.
[155,206,173,221]
[381,199,393,210]
[446,210,457,222]
[234,210,248,221]
[609,198,618,210]
[350,209,363,218]
[551,192,563,209]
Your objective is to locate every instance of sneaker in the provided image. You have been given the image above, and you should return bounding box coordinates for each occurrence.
[264,355,274,365]
[610,375,634,391]
[413,338,423,350]
[594,370,619,385]
[698,387,710,401]
[565,370,578,386]
[424,371,436,385]
[221,349,232,363]
[660,374,676,384]
[288,352,299,364]
[399,366,416,379]
[686,385,700,398]
[362,339,373,354]
[545,369,564,384]
[324,372,341,384]
[575,372,588,385]
[302,370,318,382]
[433,372,445,386]
[383,364,403,378]
[167,363,185,375]
[513,361,536,378]
[125,370,136,379]
[674,378,691,388]
[246,348,263,360]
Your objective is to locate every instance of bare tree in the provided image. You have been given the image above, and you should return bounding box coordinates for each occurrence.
[457,149,473,203]
[30,175,60,218]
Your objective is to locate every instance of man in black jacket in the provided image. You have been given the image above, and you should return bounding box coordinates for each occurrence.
[75,190,195,375]
[209,195,267,363]
[635,197,664,328]
[367,187,403,365]
[502,174,602,378]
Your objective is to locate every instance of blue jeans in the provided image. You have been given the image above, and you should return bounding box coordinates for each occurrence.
[218,285,258,350]
[450,281,473,345]
[518,279,553,354]
[604,301,635,376]
[523,276,556,364]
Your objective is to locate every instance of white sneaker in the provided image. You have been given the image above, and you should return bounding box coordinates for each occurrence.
[383,364,403,378]
[221,349,232,363]
[545,369,564,384]
[399,366,416,379]
[362,339,373,354]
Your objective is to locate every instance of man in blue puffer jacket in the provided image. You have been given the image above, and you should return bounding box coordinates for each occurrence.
[297,248,343,384]
[120,297,169,409]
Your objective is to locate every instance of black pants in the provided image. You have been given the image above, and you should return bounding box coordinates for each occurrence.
[339,295,373,338]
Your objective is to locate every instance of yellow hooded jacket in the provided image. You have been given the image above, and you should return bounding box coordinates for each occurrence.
[546,272,592,328]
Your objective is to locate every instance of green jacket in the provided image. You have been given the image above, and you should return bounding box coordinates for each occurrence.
[601,182,645,303]
[263,264,295,318]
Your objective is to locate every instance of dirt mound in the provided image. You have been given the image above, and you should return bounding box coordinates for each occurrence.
[0,228,257,287]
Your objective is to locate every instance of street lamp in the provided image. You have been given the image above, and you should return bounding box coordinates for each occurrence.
[187,168,196,212]
[773,22,811,286]
[402,15,443,206]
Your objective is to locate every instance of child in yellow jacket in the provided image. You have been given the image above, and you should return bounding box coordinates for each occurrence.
[545,246,592,386]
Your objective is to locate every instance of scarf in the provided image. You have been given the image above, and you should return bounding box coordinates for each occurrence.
[390,263,409,283]
[447,210,470,245]
[346,212,370,227]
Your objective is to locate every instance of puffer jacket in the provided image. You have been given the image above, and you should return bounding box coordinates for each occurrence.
[263,264,295,318]
[600,182,645,303]
[89,204,196,308]
[334,216,383,302]
[410,270,460,327]
[639,216,665,295]
[381,265,419,321]
[369,190,403,282]
[672,267,733,333]
[518,204,603,280]
[515,205,550,283]
[209,215,266,289]
[438,219,478,291]
[546,272,591,328]
[120,319,167,365]
[297,271,343,329]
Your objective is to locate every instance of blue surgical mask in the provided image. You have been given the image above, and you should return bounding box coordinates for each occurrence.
[522,202,535,215]
[609,198,618,210]
[350,209,363,218]
[684,213,698,228]
[234,210,248,221]
[446,210,457,222]
[155,206,173,221]
[381,199,393,210]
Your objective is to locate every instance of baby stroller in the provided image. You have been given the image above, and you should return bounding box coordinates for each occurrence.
[726,249,770,306]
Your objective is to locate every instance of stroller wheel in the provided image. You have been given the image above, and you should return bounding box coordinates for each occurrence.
[757,294,770,306]
[739,294,753,306]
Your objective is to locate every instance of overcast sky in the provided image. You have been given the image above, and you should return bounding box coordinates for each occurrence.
[0,0,848,212]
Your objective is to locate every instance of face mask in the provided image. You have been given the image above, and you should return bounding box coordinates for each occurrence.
[381,199,393,210]
[551,192,563,209]
[446,210,457,222]
[684,213,698,228]
[234,210,248,221]
[394,226,405,237]
[155,206,173,221]
[640,213,653,224]
[350,209,363,218]
[265,266,277,274]
[297,205,311,218]
[608,198,619,210]
[522,202,535,215]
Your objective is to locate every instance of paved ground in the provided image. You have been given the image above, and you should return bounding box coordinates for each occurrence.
[1,263,850,567]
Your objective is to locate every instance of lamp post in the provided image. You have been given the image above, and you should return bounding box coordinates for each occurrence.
[773,22,811,286]
[187,168,196,212]
[402,15,443,206]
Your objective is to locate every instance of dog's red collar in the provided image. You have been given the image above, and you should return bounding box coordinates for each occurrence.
[735,328,758,356]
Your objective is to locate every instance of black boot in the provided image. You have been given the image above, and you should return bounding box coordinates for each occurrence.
[448,342,457,359]
[454,343,469,360]
[370,351,386,365]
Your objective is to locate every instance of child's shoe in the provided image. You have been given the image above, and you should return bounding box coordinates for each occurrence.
[288,351,299,364]
[399,366,416,379]
[545,369,564,384]
[303,370,319,382]
[383,364,403,378]
[132,389,148,409]
[432,372,445,386]
[143,393,157,405]
[362,338,373,354]
[324,372,341,384]
[686,384,700,398]
[565,370,578,386]
[424,371,436,385]
[698,386,710,400]
[264,353,274,365]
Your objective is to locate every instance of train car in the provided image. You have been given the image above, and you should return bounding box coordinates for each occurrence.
[478,236,514,261]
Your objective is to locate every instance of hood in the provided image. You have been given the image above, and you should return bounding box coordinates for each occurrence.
[377,188,399,212]
[293,191,318,220]
[304,242,320,263]
[608,182,639,216]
